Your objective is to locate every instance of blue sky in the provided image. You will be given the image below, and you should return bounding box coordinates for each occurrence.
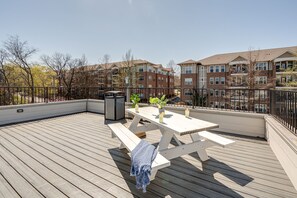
[1,0,297,66]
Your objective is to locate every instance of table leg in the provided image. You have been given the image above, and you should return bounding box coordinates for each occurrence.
[158,128,174,151]
[190,133,209,161]
[173,134,182,146]
[128,115,141,133]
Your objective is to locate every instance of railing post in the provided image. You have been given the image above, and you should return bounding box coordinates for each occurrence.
[270,89,275,115]
[86,87,90,99]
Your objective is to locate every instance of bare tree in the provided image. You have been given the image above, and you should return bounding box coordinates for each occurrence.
[4,36,37,102]
[0,49,9,86]
[98,54,111,87]
[167,59,180,76]
[62,54,88,98]
[121,49,135,87]
[41,52,71,87]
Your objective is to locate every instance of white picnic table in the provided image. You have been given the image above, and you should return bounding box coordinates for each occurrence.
[127,106,234,161]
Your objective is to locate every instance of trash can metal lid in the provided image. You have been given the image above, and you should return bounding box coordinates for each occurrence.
[105,91,123,94]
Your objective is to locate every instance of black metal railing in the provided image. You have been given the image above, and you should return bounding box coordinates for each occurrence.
[0,86,296,135]
[270,89,297,135]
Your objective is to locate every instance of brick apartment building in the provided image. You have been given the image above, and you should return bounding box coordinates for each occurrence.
[179,46,297,111]
[76,59,175,100]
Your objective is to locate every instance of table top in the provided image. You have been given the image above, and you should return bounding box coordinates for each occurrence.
[127,106,219,136]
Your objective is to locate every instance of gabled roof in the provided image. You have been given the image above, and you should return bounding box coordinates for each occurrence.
[177,59,197,65]
[197,46,297,65]
[82,59,155,71]
[230,56,247,62]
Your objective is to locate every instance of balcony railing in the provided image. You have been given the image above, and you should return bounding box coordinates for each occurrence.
[270,89,297,135]
[0,86,296,135]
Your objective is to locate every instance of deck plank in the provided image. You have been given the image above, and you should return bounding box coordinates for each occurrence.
[0,152,43,198]
[0,173,20,198]
[0,113,296,198]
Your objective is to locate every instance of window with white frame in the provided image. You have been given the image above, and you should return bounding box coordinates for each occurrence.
[184,78,193,85]
[184,89,193,95]
[148,84,152,88]
[215,89,219,96]
[221,77,225,84]
[210,66,214,73]
[255,62,268,70]
[255,76,267,84]
[210,89,214,96]
[255,90,267,99]
[210,77,214,85]
[215,77,219,84]
[221,65,225,72]
[139,67,144,72]
[185,66,193,74]
[148,75,152,80]
[255,104,267,113]
[215,66,220,72]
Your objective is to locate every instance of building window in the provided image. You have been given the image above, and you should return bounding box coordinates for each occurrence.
[185,78,193,85]
[255,62,268,71]
[139,76,144,81]
[255,76,267,84]
[210,77,214,85]
[148,84,152,88]
[215,66,220,72]
[210,89,214,96]
[184,89,193,96]
[139,84,144,88]
[221,90,225,96]
[221,65,225,72]
[221,77,225,84]
[255,104,267,113]
[255,90,267,99]
[148,75,152,80]
[185,66,192,74]
[215,89,219,96]
[210,66,214,73]
[139,68,144,72]
[215,77,219,84]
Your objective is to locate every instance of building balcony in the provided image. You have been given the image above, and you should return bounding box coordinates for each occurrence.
[230,69,248,75]
[0,88,297,197]
[230,82,248,88]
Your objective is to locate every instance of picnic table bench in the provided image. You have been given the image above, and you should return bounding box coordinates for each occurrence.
[108,122,170,180]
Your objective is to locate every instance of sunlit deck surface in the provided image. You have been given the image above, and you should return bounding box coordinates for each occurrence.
[0,113,296,198]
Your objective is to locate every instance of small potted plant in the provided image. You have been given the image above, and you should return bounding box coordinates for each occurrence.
[149,95,168,114]
[130,93,141,112]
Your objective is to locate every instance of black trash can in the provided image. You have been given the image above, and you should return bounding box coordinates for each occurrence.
[104,91,125,121]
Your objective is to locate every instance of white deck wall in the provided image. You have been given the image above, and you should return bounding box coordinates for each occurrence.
[0,100,87,125]
[265,116,297,190]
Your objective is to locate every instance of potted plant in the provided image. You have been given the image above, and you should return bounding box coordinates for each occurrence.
[149,95,168,114]
[130,93,140,112]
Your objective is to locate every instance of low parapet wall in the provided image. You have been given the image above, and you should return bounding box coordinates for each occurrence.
[0,100,87,126]
[265,116,297,190]
[165,106,266,138]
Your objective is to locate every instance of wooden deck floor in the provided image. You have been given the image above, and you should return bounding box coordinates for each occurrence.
[0,113,296,198]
